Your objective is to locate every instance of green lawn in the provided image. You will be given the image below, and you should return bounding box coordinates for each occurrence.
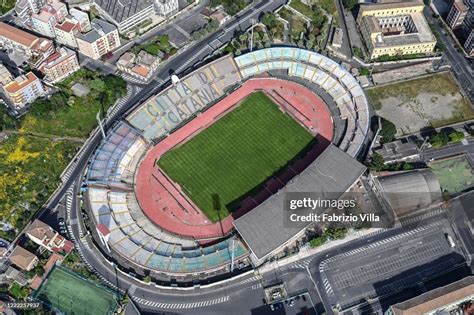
[159,92,314,222]
[34,266,118,315]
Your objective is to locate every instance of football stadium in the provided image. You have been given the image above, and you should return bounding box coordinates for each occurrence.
[83,47,370,282]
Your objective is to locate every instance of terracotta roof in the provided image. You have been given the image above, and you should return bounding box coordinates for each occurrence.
[453,1,468,12]
[4,72,40,94]
[0,22,38,47]
[391,276,474,315]
[9,246,37,271]
[30,275,43,290]
[55,20,77,32]
[44,253,64,272]
[131,64,150,77]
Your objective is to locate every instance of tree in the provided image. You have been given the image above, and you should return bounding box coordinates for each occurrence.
[369,152,385,171]
[309,235,326,247]
[448,131,464,143]
[379,118,397,143]
[90,78,106,93]
[429,132,449,148]
[342,0,358,10]
[261,12,277,29]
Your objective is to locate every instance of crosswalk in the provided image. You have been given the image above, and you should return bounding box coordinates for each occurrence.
[317,222,443,297]
[238,274,263,285]
[132,295,230,310]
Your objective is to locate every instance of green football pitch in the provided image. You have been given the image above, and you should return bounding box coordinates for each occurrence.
[159,91,314,222]
[34,266,118,314]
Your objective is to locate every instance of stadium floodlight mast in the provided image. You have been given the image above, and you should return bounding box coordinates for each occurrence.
[250,18,256,52]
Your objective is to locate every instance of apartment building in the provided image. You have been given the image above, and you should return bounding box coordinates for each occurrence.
[40,47,80,83]
[447,0,469,29]
[3,72,46,108]
[54,17,80,47]
[93,0,155,34]
[69,8,92,33]
[465,29,474,56]
[30,1,68,38]
[76,19,120,60]
[15,0,45,26]
[0,22,55,67]
[357,1,437,60]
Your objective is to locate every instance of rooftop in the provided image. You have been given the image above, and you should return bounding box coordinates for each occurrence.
[131,64,150,77]
[234,144,366,260]
[55,19,78,32]
[26,219,57,243]
[360,0,424,12]
[93,0,154,23]
[9,246,37,271]
[374,140,420,164]
[391,276,474,315]
[4,72,40,94]
[0,22,39,48]
[41,47,76,70]
[76,18,117,43]
[364,11,436,47]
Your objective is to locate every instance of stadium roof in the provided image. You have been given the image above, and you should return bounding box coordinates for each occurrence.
[234,144,366,260]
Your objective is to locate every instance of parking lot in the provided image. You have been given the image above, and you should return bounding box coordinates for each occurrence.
[319,221,466,311]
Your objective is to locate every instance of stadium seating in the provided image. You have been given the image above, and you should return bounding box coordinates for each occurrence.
[234,47,370,158]
[88,188,247,274]
[88,122,146,184]
[126,56,242,142]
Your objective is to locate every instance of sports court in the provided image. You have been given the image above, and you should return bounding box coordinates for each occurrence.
[429,155,474,195]
[135,78,334,239]
[34,266,118,314]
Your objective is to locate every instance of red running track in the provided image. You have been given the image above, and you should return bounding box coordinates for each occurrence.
[134,78,334,240]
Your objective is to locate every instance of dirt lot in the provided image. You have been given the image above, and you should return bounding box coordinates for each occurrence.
[366,72,474,135]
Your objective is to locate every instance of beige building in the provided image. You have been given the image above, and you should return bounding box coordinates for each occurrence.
[117,50,160,80]
[0,22,55,67]
[3,72,46,108]
[386,276,474,315]
[76,19,120,60]
[357,1,437,60]
[9,246,39,271]
[0,64,14,85]
[25,219,72,252]
[40,47,80,83]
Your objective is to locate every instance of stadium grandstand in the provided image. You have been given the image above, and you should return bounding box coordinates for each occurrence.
[82,47,371,279]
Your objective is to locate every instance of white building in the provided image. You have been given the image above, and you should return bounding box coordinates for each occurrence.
[93,0,155,34]
[39,47,80,83]
[14,0,45,26]
[54,17,80,47]
[70,8,92,33]
[155,0,179,17]
[30,2,68,38]
[76,19,120,60]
